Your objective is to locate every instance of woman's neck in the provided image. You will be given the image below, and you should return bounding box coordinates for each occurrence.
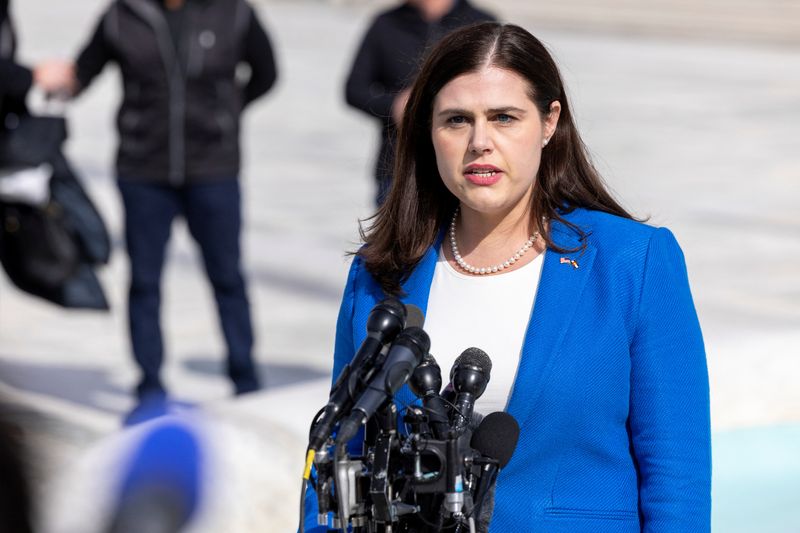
[446,203,545,274]
[410,0,456,23]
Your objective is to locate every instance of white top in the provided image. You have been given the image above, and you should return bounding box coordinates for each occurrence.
[423,245,545,417]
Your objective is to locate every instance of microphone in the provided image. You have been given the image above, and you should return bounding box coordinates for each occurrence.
[106,420,202,533]
[308,298,406,451]
[408,353,449,439]
[335,326,431,447]
[449,348,492,435]
[405,304,425,329]
[469,412,520,528]
[471,412,519,469]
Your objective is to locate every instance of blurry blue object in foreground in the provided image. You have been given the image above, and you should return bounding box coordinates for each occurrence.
[712,424,800,533]
[106,419,203,533]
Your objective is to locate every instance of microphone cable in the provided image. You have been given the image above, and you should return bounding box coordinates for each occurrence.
[298,447,315,533]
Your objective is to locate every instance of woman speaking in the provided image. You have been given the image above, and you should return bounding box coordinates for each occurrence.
[310,22,711,532]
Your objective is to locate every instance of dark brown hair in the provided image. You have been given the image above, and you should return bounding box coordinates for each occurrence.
[359,23,634,294]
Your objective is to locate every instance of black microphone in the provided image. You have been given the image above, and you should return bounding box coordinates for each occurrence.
[471,412,519,469]
[335,327,430,447]
[408,353,449,439]
[469,412,520,529]
[308,298,406,451]
[449,348,492,435]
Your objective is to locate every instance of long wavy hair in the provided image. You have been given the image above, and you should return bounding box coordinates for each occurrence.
[359,23,634,294]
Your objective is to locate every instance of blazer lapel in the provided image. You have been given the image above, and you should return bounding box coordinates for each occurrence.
[398,227,446,315]
[390,229,445,408]
[506,215,597,428]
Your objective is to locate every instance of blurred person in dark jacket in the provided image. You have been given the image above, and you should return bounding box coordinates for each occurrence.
[1,0,93,294]
[345,0,494,205]
[0,0,73,130]
[65,0,278,424]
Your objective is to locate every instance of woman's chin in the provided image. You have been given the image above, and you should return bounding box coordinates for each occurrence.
[458,193,528,220]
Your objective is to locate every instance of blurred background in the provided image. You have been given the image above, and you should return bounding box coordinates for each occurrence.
[1,0,798,531]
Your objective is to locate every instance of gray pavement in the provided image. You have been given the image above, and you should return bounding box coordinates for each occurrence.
[1,1,799,531]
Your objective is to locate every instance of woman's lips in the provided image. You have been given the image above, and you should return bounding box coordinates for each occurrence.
[464,165,503,185]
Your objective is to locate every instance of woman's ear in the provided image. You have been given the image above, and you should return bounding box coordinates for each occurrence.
[544,100,561,140]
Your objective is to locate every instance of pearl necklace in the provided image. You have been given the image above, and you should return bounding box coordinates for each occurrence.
[449,208,539,275]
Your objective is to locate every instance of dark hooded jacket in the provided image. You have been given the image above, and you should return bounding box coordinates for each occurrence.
[75,0,277,185]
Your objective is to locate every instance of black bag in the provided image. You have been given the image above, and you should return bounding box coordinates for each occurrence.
[49,153,111,265]
[0,200,80,288]
[0,108,110,310]
[0,199,109,310]
[0,113,67,169]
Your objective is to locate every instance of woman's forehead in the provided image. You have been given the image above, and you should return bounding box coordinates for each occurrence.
[433,66,533,110]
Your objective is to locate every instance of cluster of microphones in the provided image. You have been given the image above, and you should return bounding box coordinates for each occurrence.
[302,298,520,533]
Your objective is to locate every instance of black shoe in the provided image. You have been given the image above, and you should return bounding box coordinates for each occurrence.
[233,378,261,396]
[123,392,170,427]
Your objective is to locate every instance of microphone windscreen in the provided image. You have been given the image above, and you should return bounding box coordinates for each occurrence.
[455,347,492,376]
[470,412,519,468]
[405,304,425,329]
[108,420,202,532]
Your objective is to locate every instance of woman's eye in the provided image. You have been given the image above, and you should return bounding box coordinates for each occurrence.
[447,116,467,126]
[496,113,515,124]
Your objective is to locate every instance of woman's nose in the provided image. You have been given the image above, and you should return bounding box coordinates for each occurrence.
[468,121,493,154]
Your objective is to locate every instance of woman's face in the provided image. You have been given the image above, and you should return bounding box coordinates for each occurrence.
[431,65,560,220]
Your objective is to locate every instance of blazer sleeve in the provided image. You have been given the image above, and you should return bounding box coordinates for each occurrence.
[302,255,360,532]
[629,227,711,532]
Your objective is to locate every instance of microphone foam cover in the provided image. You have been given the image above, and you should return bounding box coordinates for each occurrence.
[470,412,519,468]
[456,347,492,376]
[107,419,203,533]
[405,304,425,329]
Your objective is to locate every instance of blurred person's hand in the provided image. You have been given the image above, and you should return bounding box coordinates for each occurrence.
[392,88,411,126]
[33,60,77,96]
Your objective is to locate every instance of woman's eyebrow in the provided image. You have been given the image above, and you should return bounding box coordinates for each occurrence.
[436,108,474,117]
[487,106,528,115]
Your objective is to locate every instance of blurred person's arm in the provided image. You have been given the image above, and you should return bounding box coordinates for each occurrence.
[241,8,277,107]
[73,15,115,96]
[344,19,395,122]
[1,58,74,98]
[0,58,32,97]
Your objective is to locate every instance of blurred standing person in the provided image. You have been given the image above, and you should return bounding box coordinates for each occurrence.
[345,0,494,205]
[1,0,73,129]
[69,0,278,424]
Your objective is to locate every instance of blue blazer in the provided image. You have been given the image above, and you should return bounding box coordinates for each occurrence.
[306,208,711,532]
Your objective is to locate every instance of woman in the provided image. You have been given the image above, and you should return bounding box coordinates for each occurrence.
[312,23,711,532]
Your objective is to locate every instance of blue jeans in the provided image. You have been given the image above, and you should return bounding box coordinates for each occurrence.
[118,179,259,398]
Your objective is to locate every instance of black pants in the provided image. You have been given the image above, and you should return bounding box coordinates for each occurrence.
[118,178,259,398]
